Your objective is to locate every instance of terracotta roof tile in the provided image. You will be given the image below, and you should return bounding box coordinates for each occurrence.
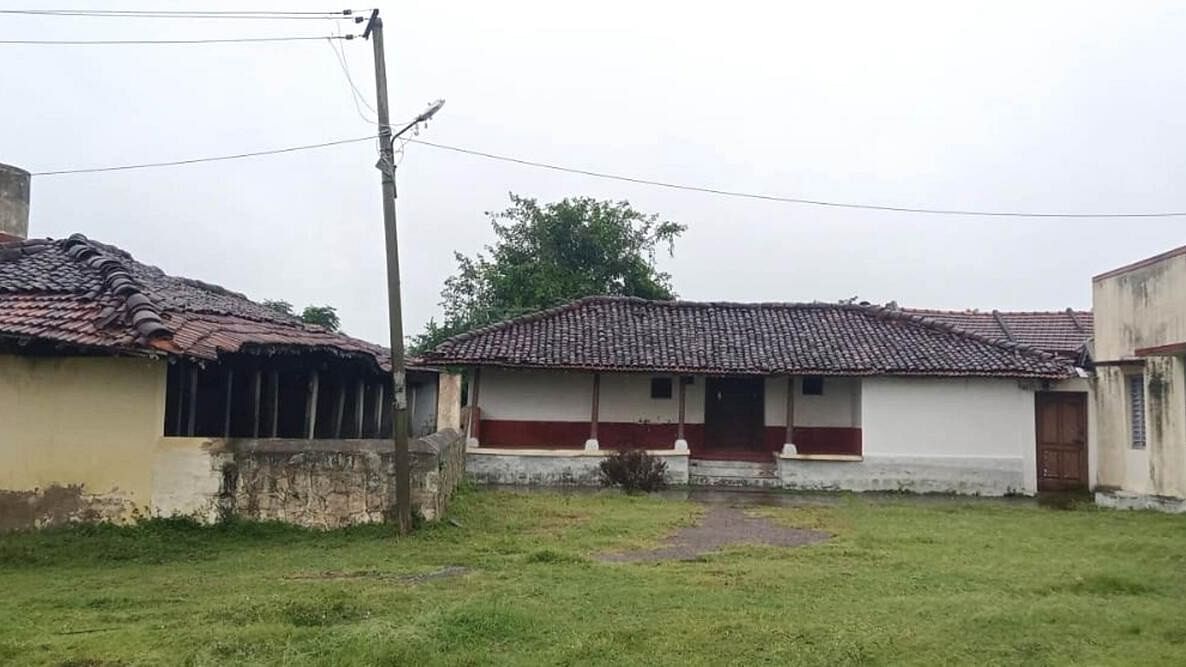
[423,296,1075,379]
[900,307,1092,357]
[0,234,392,370]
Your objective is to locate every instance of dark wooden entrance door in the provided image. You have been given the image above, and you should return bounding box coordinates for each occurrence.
[704,377,764,452]
[1035,392,1088,492]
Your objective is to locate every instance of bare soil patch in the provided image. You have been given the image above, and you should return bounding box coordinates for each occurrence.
[599,506,828,562]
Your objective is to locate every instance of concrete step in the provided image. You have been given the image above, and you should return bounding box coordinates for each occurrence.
[689,459,781,488]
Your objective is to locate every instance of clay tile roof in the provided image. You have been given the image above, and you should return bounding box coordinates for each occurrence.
[422,296,1076,379]
[0,234,393,370]
[899,307,1093,358]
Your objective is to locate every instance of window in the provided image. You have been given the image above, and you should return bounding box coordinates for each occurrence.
[650,377,673,399]
[1129,374,1146,449]
[802,376,824,396]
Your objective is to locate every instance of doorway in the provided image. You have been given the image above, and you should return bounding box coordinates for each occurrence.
[704,377,765,454]
[1035,392,1089,492]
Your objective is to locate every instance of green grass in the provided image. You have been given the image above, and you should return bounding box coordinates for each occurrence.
[1,489,1185,666]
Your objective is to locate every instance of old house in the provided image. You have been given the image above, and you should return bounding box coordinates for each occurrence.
[1093,244,1186,511]
[0,163,460,529]
[423,296,1092,494]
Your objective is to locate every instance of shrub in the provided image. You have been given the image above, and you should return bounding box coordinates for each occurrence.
[598,449,668,493]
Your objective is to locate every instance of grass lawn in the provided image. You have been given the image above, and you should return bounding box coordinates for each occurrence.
[2,489,1185,666]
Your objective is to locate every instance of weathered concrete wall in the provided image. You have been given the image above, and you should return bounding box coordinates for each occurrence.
[150,437,231,523]
[776,454,1026,496]
[0,355,167,529]
[466,448,690,486]
[1093,247,1186,362]
[861,377,1037,493]
[225,429,466,527]
[1093,247,1186,506]
[436,372,463,431]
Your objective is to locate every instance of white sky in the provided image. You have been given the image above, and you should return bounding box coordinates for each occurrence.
[3,1,1184,344]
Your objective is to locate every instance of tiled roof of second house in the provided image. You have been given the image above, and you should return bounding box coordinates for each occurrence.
[0,234,392,370]
[422,296,1076,379]
[900,307,1092,358]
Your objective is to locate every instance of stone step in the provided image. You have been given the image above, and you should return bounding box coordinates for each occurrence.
[688,459,781,488]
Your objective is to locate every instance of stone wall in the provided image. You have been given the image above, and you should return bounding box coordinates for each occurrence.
[224,429,465,527]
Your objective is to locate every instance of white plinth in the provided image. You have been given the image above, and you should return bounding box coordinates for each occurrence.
[782,443,798,456]
[584,438,600,452]
[673,439,689,452]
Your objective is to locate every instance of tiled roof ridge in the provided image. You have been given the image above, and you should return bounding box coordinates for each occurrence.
[435,295,1064,364]
[902,306,1092,316]
[60,234,171,342]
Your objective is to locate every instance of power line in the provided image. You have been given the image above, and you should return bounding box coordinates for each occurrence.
[0,9,367,20]
[31,136,377,175]
[0,35,357,45]
[29,133,1186,218]
[403,139,1186,219]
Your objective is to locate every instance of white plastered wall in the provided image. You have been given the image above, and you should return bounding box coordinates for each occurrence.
[478,368,708,424]
[763,376,860,427]
[860,377,1037,493]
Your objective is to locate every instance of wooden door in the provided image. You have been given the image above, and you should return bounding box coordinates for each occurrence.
[704,377,764,451]
[1035,392,1088,491]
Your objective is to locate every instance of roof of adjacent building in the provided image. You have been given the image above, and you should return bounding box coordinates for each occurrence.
[422,296,1077,379]
[900,307,1092,358]
[0,234,393,370]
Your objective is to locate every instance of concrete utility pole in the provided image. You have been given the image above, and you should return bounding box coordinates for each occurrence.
[363,9,444,535]
[366,9,412,535]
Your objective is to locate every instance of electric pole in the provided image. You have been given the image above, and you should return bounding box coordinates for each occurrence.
[365,8,411,535]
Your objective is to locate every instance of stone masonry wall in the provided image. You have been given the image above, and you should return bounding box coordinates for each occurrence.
[225,429,465,528]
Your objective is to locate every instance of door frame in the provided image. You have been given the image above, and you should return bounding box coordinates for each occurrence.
[703,376,765,453]
[1034,391,1089,492]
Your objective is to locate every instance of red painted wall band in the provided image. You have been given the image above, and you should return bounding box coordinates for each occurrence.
[478,419,862,456]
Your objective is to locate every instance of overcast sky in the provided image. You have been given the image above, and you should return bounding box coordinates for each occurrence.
[3,1,1184,345]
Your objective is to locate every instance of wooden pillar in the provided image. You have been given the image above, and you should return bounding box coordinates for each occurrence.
[172,362,185,435]
[222,368,234,438]
[675,375,687,451]
[467,367,481,442]
[586,372,600,451]
[305,370,320,439]
[251,369,262,439]
[373,382,385,437]
[186,364,198,436]
[269,370,280,437]
[332,378,347,439]
[353,379,365,438]
[784,375,796,454]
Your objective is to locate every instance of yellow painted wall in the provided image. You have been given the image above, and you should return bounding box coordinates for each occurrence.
[0,354,167,511]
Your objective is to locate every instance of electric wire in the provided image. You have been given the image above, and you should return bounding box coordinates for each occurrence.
[0,9,368,20]
[400,139,1186,219]
[0,35,357,45]
[30,136,378,175]
[28,134,1186,218]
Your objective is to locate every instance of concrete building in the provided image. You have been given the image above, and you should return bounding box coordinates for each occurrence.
[0,175,457,529]
[1093,245,1186,511]
[423,296,1092,494]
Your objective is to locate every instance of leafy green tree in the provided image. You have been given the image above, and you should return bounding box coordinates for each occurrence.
[412,194,684,352]
[300,305,341,332]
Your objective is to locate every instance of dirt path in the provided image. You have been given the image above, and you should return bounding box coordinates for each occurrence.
[598,506,829,562]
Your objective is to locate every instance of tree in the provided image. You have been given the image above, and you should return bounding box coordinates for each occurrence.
[300,306,341,332]
[262,300,341,332]
[412,194,685,352]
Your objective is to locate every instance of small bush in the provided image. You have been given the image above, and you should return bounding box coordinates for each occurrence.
[598,449,668,493]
